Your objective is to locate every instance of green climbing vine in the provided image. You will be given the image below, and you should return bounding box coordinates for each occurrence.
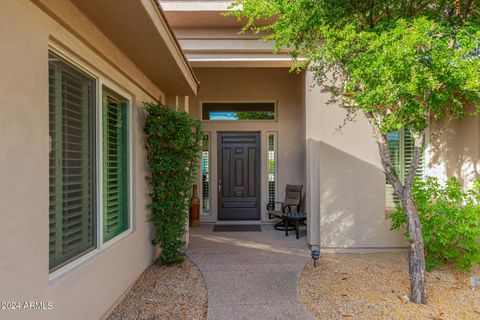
[144,102,203,264]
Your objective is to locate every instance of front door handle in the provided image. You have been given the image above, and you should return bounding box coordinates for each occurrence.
[218,179,222,194]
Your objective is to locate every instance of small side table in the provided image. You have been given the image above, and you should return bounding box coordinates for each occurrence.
[282,211,306,239]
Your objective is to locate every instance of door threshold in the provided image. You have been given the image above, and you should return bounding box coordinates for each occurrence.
[213,220,262,225]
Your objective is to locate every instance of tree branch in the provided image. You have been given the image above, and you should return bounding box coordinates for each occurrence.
[404,130,426,192]
[464,0,475,17]
[411,1,433,16]
[366,114,404,198]
[369,0,375,28]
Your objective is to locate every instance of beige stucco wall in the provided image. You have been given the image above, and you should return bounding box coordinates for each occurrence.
[428,115,480,188]
[189,67,306,223]
[0,1,164,319]
[305,72,406,249]
[305,70,480,249]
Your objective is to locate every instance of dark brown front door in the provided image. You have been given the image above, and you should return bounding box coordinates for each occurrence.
[217,132,260,220]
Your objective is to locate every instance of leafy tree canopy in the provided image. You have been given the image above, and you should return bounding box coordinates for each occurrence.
[229,0,480,304]
[230,0,480,134]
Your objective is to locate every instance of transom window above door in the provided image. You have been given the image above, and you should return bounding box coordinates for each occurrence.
[202,102,276,121]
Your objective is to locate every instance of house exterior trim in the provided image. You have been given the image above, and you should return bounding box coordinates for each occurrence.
[151,0,200,94]
[33,0,199,96]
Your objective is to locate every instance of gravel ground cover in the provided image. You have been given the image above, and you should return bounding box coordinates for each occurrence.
[299,253,480,320]
[107,258,207,320]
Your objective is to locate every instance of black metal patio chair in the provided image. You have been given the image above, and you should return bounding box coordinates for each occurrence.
[283,193,307,238]
[267,184,303,230]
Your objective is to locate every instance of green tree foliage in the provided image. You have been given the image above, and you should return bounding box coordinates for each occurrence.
[230,0,480,304]
[144,103,203,264]
[391,177,480,271]
[231,1,480,133]
[236,111,275,120]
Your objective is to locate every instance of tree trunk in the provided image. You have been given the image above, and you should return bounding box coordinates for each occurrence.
[367,116,428,304]
[402,192,427,303]
[401,129,428,303]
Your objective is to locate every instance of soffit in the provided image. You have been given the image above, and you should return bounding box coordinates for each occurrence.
[160,1,271,28]
[160,1,292,67]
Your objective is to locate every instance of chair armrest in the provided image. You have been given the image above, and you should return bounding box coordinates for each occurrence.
[266,201,284,211]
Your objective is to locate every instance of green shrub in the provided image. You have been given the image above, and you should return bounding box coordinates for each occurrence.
[391,176,480,271]
[144,103,203,264]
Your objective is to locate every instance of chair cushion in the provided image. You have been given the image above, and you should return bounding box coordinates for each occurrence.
[283,184,303,207]
[268,210,283,218]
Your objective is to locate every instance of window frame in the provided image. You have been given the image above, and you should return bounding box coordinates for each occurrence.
[99,82,133,246]
[48,45,133,281]
[48,51,98,273]
[266,132,278,204]
[201,132,212,216]
[385,128,427,212]
[200,100,278,122]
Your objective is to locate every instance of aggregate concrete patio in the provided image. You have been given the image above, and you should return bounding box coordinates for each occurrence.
[186,224,314,320]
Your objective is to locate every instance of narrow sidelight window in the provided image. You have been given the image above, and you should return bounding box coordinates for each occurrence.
[49,52,96,272]
[102,87,129,242]
[201,133,210,215]
[267,132,278,203]
[386,129,424,209]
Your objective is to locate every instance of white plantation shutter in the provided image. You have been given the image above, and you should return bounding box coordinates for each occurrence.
[49,52,96,272]
[386,129,424,209]
[267,132,277,203]
[201,133,210,214]
[386,131,401,208]
[403,130,425,179]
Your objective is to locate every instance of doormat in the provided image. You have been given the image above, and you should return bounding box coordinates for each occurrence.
[213,225,262,232]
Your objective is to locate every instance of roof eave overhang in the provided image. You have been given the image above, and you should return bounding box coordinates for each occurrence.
[70,0,199,96]
[151,1,199,95]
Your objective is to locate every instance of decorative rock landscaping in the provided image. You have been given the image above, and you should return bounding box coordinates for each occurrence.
[107,258,207,320]
[299,253,480,320]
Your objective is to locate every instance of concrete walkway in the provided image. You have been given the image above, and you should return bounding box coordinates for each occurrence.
[186,224,314,320]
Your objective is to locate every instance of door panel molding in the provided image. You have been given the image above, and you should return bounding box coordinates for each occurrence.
[217,132,261,220]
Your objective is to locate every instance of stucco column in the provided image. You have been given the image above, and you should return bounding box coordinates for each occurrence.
[305,71,321,250]
[306,139,321,249]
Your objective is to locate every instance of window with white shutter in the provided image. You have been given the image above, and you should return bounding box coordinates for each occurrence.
[102,87,129,242]
[49,52,96,272]
[48,50,132,274]
[267,132,278,203]
[201,133,210,215]
[386,129,424,209]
